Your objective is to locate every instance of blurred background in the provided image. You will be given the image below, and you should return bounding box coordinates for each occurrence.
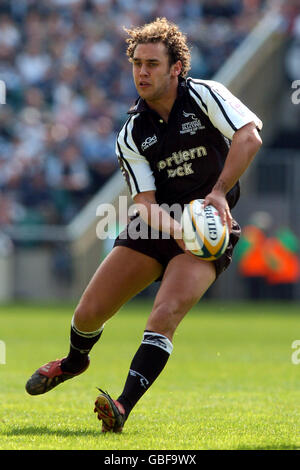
[0,0,299,302]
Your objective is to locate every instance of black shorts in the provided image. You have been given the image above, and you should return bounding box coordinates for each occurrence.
[114,217,241,281]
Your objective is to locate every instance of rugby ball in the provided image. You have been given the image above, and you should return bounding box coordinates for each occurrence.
[181,199,229,260]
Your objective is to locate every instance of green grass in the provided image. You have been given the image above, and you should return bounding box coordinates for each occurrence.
[0,300,300,450]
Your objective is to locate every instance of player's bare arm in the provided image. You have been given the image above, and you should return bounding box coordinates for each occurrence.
[204,121,262,227]
[134,190,183,240]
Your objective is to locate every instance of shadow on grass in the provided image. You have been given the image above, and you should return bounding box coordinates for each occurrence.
[3,425,102,438]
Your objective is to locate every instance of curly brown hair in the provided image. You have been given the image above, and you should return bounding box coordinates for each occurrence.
[124,17,191,78]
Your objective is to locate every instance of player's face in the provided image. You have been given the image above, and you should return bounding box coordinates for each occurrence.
[132,42,180,102]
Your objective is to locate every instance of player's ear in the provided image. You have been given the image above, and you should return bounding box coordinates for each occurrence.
[171,60,182,77]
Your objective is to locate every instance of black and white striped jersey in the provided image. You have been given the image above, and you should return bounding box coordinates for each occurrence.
[116,77,262,209]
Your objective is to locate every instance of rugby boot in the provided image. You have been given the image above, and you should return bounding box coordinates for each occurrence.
[94,388,126,433]
[25,357,90,395]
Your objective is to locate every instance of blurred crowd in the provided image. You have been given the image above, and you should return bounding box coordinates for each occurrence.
[0,0,268,227]
[273,0,300,149]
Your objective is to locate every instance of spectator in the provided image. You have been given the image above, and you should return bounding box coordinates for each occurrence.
[78,116,117,191]
[45,140,90,222]
[16,41,52,87]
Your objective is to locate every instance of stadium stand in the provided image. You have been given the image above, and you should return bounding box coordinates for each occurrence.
[0,0,268,229]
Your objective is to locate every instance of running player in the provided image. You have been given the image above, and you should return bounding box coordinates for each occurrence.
[26,18,262,433]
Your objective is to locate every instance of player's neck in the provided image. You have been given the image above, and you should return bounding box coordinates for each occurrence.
[145,81,178,123]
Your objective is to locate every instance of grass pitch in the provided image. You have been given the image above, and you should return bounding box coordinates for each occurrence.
[0,300,299,450]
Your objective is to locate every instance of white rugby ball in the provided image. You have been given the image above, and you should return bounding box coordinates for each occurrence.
[181,199,229,260]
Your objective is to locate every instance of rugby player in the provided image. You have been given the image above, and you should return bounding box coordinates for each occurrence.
[26,18,263,433]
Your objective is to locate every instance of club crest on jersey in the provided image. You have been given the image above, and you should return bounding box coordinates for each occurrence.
[141,134,158,151]
[180,110,205,135]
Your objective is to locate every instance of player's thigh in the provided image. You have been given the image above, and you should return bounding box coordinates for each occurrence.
[74,246,163,331]
[146,253,216,338]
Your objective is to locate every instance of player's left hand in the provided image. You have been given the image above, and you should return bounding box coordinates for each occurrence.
[203,190,232,232]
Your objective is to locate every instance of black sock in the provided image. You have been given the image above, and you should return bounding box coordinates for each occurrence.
[117,330,173,419]
[61,318,104,373]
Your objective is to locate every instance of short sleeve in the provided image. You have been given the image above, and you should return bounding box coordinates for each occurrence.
[187,78,263,140]
[116,115,156,199]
